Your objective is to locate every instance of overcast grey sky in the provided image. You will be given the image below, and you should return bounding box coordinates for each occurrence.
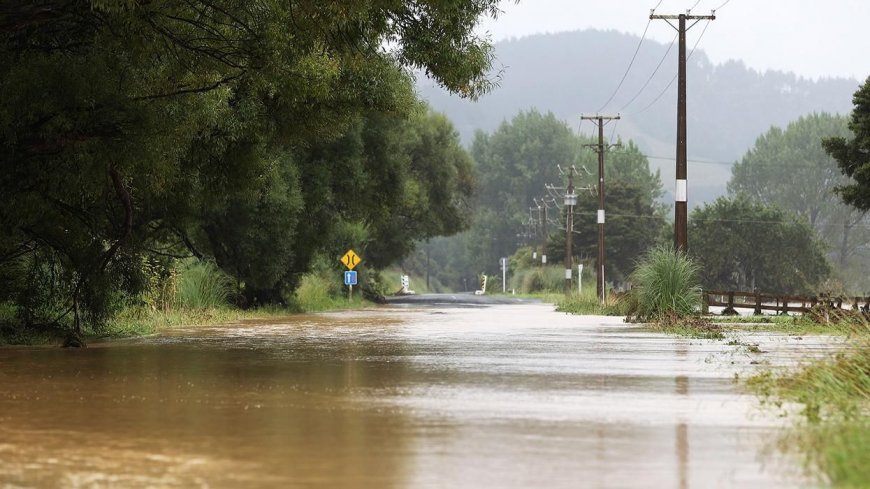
[478,0,870,81]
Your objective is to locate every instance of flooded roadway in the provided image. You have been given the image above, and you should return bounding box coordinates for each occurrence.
[0,301,834,488]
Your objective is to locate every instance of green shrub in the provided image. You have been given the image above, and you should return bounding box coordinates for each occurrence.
[508,266,566,294]
[294,272,339,311]
[176,261,233,309]
[626,244,702,322]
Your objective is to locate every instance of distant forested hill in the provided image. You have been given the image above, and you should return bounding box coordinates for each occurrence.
[416,29,859,205]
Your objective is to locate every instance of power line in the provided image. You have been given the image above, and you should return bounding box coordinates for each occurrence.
[632,19,711,116]
[572,211,870,229]
[596,19,653,112]
[642,153,848,170]
[612,1,733,115]
[618,31,678,112]
[644,154,733,166]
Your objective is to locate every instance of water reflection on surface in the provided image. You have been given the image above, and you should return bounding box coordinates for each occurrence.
[0,305,832,488]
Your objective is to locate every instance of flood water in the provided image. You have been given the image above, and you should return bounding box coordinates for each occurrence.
[0,303,835,488]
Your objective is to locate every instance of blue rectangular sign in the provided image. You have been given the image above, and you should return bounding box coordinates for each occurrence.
[343,270,358,286]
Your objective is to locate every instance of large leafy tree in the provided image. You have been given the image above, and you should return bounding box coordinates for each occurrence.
[822,79,870,290]
[0,1,499,330]
[689,196,830,294]
[450,110,663,285]
[729,113,870,289]
[469,110,589,274]
[729,113,851,227]
[823,76,870,211]
[569,181,666,283]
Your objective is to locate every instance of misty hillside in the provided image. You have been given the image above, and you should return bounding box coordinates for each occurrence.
[417,29,860,205]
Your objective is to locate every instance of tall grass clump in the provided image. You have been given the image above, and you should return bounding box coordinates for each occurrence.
[511,266,565,294]
[626,244,702,322]
[175,261,233,309]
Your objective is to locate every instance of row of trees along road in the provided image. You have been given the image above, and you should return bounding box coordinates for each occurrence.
[0,1,500,333]
[427,110,666,290]
[427,110,861,296]
[424,82,870,297]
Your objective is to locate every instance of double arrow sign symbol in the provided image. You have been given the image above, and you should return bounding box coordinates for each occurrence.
[340,249,361,270]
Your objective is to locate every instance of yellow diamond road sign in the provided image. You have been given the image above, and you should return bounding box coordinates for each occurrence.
[340,249,361,270]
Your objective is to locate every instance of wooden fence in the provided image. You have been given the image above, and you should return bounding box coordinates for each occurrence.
[703,290,870,315]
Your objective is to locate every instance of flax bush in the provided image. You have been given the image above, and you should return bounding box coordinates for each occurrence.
[625,245,702,322]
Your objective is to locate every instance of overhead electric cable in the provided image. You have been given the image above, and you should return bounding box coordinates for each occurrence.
[631,19,711,115]
[618,31,678,112]
[570,211,870,230]
[609,118,620,144]
[596,19,653,112]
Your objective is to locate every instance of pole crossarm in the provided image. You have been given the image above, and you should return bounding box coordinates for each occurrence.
[649,13,715,21]
[580,115,621,123]
[583,143,622,153]
[650,12,714,33]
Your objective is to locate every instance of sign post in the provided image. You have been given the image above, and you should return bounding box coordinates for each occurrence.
[500,257,507,293]
[344,270,358,300]
[340,249,361,301]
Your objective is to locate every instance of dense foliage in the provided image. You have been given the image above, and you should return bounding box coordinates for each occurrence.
[823,76,870,212]
[568,178,666,284]
[729,113,870,290]
[430,111,665,289]
[0,0,496,333]
[689,196,830,294]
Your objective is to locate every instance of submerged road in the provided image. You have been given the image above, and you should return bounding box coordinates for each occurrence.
[0,296,833,488]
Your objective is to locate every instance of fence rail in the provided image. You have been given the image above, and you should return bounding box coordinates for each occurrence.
[703,290,870,315]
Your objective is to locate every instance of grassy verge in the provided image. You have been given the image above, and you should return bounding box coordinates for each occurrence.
[554,288,624,316]
[747,334,870,488]
[0,263,380,346]
[709,313,865,336]
[1,299,374,346]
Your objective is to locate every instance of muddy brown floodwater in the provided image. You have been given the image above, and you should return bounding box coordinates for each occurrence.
[0,303,837,488]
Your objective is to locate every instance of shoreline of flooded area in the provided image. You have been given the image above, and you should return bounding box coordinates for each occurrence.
[0,303,838,488]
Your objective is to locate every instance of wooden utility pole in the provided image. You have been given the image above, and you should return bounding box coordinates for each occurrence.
[650,10,715,253]
[564,168,576,294]
[542,202,548,265]
[581,114,620,305]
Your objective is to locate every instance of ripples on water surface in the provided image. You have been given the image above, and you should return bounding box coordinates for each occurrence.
[0,304,836,488]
